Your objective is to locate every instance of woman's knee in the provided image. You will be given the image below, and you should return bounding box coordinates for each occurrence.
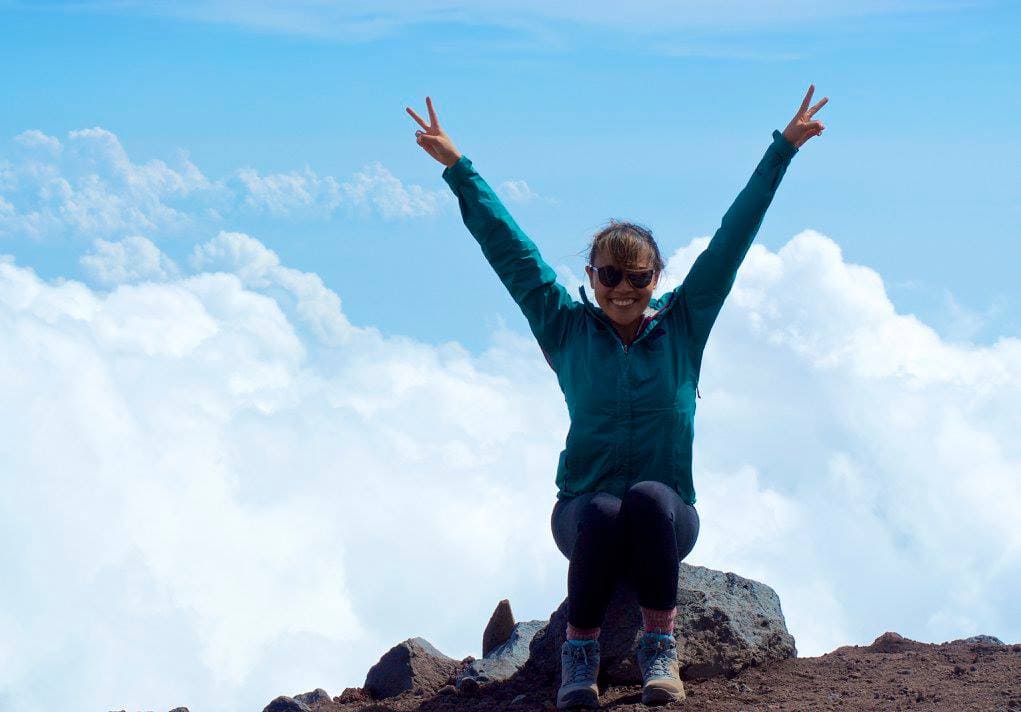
[574,493,623,538]
[623,480,676,518]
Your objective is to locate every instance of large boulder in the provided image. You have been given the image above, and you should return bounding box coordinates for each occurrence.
[521,562,796,689]
[457,619,547,688]
[364,637,461,700]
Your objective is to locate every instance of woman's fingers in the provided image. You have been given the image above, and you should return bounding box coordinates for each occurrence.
[806,96,829,119]
[798,84,815,115]
[406,106,430,131]
[426,96,439,127]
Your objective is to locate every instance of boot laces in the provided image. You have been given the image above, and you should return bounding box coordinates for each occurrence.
[566,644,597,683]
[643,637,676,679]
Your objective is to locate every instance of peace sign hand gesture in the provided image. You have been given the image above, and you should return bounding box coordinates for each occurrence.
[782,84,829,149]
[406,96,463,168]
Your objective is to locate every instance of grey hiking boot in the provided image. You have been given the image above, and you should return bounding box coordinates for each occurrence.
[636,631,686,705]
[557,639,600,709]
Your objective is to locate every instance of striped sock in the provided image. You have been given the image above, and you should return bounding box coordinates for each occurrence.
[566,622,601,641]
[641,605,677,635]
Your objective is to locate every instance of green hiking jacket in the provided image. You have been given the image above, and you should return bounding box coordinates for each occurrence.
[442,129,798,505]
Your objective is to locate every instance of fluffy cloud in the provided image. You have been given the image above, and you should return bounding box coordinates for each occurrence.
[80,235,182,286]
[1,141,1019,712]
[0,129,450,241]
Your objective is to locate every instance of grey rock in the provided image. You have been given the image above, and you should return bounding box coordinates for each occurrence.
[457,619,546,688]
[169,708,190,712]
[522,562,796,687]
[952,634,1005,646]
[483,599,516,658]
[262,696,311,712]
[293,688,331,704]
[364,636,461,700]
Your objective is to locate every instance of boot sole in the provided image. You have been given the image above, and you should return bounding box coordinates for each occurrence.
[557,687,600,709]
[642,685,685,705]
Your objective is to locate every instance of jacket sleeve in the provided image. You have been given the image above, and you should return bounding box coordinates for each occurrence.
[676,129,798,358]
[442,155,578,358]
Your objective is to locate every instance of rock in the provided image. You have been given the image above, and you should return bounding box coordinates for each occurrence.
[867,632,927,653]
[364,636,461,700]
[483,599,517,657]
[522,562,796,687]
[169,708,190,712]
[261,696,311,712]
[335,687,367,703]
[293,688,331,705]
[511,693,527,704]
[950,634,1005,646]
[458,619,547,688]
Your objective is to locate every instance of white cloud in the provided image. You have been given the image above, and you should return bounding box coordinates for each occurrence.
[1,191,1020,711]
[80,235,182,286]
[77,0,974,42]
[498,179,539,204]
[231,166,344,218]
[340,161,452,219]
[0,129,451,241]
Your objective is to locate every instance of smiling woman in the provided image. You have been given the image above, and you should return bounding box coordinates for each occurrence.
[405,88,827,709]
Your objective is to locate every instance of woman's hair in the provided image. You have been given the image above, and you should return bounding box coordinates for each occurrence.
[585,219,665,273]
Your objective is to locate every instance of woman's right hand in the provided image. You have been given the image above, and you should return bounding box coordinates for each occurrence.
[406,96,462,168]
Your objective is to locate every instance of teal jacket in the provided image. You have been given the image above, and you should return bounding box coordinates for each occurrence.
[442,129,798,505]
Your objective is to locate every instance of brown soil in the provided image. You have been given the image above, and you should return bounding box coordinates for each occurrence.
[313,634,1021,712]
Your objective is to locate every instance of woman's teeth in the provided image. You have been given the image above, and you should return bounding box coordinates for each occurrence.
[611,299,636,307]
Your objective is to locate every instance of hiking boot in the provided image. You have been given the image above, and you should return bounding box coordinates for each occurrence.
[636,631,686,705]
[557,639,600,709]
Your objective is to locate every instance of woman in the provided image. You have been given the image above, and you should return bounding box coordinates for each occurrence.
[406,87,827,709]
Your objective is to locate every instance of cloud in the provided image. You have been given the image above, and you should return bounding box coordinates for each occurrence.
[0,128,212,240]
[1,147,1019,711]
[80,235,182,286]
[63,0,977,42]
[0,129,450,242]
[497,178,559,206]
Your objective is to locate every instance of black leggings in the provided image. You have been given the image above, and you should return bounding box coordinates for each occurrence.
[551,480,700,629]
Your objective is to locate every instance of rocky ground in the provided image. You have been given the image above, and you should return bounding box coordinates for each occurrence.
[291,633,1021,712]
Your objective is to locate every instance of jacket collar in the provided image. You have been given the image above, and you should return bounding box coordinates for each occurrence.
[578,285,679,344]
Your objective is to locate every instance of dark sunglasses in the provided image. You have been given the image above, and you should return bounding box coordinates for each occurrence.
[590,264,656,289]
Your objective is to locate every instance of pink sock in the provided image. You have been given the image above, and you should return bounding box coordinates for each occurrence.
[641,606,677,635]
[566,622,601,641]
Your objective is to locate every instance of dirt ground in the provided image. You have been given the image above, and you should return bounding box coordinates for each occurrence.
[311,633,1021,712]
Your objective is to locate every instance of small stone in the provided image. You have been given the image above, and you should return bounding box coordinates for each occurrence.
[261,696,311,712]
[483,599,517,657]
[437,685,457,695]
[511,693,527,704]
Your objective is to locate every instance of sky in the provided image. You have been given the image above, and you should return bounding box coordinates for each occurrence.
[0,1,1019,710]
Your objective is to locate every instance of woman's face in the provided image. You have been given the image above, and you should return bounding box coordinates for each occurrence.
[585,246,660,328]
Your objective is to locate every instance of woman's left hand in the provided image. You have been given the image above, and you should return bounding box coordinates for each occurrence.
[782,84,828,149]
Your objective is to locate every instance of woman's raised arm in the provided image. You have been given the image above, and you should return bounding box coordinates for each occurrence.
[406,97,578,363]
[677,84,828,357]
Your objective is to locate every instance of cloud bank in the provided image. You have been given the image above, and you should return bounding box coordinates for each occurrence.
[0,128,1018,711]
[0,128,453,243]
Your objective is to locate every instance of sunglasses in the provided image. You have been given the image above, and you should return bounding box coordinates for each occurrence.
[589,264,656,289]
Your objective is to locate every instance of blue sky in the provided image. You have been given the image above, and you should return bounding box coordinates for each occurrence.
[2,0,1019,350]
[1,2,1019,711]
